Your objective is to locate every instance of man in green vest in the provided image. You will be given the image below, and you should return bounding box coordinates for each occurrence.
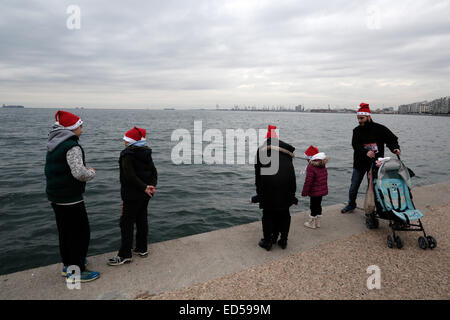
[45,110,100,283]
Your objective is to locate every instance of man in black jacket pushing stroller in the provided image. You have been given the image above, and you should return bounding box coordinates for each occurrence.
[341,103,401,214]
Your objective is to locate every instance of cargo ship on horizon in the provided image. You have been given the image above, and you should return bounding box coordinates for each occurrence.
[2,104,24,108]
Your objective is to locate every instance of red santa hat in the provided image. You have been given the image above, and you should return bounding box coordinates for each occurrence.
[123,126,146,144]
[304,145,319,159]
[265,125,279,139]
[55,110,83,130]
[357,103,371,116]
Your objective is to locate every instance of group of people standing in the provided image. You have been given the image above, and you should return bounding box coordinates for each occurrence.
[252,103,401,252]
[44,102,401,283]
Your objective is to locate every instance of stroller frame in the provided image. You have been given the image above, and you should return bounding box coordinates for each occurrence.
[365,157,437,249]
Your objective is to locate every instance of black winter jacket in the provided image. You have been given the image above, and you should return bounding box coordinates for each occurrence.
[119,145,158,201]
[254,138,298,210]
[352,121,400,170]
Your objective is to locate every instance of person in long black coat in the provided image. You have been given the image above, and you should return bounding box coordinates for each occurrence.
[253,125,298,250]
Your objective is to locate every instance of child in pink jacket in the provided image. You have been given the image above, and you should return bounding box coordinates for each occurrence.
[301,146,329,229]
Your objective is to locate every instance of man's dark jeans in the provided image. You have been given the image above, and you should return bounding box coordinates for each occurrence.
[347,168,370,208]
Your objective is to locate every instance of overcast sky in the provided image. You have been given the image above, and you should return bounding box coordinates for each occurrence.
[1,0,449,109]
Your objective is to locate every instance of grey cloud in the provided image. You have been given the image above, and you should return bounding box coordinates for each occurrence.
[0,0,449,108]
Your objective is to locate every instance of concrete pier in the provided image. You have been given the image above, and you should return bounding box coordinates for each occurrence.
[1,181,449,300]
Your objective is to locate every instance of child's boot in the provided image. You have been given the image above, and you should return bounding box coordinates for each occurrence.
[315,215,321,228]
[304,215,316,229]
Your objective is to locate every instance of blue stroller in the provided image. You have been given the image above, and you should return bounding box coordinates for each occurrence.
[365,157,437,250]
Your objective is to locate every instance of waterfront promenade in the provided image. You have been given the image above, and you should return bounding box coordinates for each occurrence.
[1,181,449,300]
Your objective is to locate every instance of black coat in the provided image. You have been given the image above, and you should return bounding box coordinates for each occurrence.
[254,138,298,210]
[119,146,158,201]
[352,120,400,170]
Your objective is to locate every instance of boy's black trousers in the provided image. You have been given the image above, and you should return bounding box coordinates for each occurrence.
[118,197,150,258]
[52,201,90,272]
[262,208,291,242]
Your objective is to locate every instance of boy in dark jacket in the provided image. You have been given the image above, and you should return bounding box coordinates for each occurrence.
[108,127,158,266]
[301,146,329,229]
[341,103,401,213]
[254,125,298,250]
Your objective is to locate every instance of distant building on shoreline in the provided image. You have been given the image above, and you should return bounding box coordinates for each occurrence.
[214,97,449,116]
[398,96,450,115]
[309,108,356,113]
[228,104,306,112]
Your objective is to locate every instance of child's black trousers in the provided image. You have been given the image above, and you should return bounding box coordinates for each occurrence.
[310,196,323,217]
[118,197,150,258]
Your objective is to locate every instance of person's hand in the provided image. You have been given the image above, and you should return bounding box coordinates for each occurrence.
[393,149,401,156]
[367,151,376,158]
[88,167,96,173]
[249,199,253,204]
[145,185,156,197]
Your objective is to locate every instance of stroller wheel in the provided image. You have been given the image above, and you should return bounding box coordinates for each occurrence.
[426,236,437,249]
[418,236,428,250]
[394,236,403,249]
[387,235,394,248]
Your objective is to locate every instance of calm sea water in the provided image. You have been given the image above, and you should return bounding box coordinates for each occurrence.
[0,108,449,275]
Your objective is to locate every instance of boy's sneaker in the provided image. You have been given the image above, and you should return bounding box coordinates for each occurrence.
[133,249,148,257]
[341,205,356,213]
[107,256,132,266]
[66,270,100,283]
[62,258,89,277]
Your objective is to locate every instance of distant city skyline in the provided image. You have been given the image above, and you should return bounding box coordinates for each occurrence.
[1,1,450,109]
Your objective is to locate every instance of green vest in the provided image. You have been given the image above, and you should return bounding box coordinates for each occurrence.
[45,137,86,203]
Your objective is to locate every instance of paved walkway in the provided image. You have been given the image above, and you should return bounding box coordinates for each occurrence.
[1,182,449,300]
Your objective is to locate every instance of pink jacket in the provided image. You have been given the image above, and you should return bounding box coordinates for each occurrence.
[301,158,329,197]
